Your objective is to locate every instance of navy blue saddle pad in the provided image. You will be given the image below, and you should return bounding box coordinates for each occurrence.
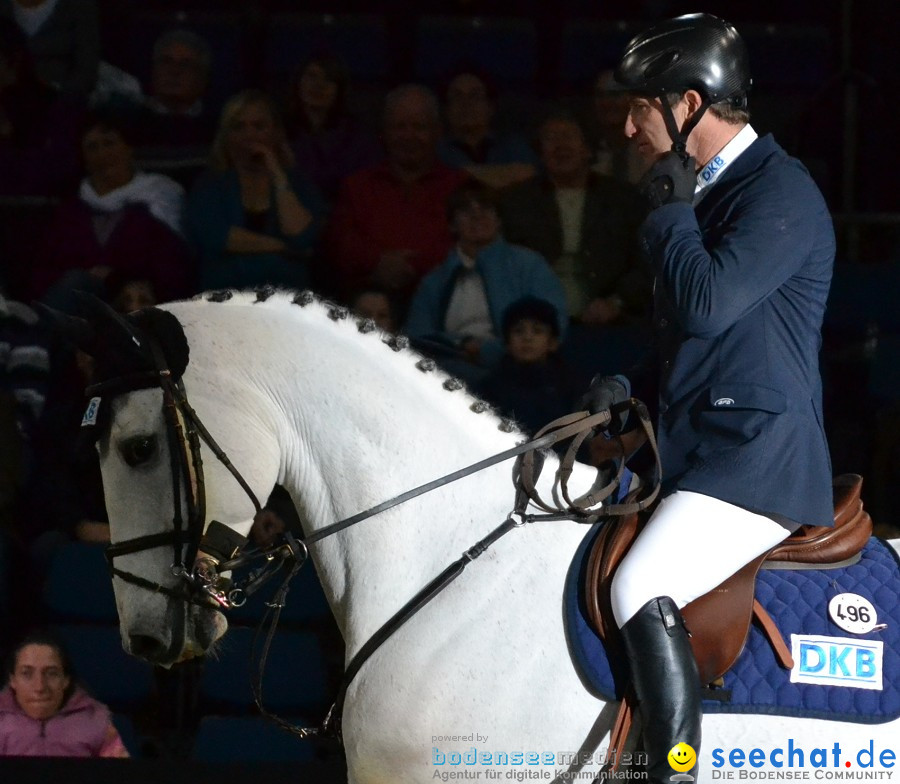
[565,529,900,723]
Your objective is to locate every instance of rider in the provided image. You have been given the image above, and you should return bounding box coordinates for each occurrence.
[586,13,835,782]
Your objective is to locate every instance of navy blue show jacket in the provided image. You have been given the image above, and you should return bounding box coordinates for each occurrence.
[642,133,835,528]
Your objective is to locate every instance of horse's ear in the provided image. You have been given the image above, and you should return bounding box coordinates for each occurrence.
[71,290,144,345]
[32,300,98,354]
[72,292,190,381]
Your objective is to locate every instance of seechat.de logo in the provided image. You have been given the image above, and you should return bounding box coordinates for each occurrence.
[669,742,697,781]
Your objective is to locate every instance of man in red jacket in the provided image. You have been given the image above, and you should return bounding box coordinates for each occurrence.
[326,83,468,311]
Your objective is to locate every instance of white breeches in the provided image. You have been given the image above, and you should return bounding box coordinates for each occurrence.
[610,490,792,627]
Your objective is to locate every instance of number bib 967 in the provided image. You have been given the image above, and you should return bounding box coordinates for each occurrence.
[828,592,878,635]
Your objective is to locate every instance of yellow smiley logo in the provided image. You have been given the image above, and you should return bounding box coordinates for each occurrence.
[668,742,697,772]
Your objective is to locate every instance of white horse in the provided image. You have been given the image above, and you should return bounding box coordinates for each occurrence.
[79,291,899,783]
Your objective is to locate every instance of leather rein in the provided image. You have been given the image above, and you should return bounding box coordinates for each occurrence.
[91,333,660,741]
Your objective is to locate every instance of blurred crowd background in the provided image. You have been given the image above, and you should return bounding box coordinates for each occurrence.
[2,0,900,774]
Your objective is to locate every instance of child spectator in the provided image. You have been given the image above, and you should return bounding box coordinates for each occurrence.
[477,297,580,437]
[349,288,397,334]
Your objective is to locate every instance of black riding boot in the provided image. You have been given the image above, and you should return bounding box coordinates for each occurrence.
[620,596,702,783]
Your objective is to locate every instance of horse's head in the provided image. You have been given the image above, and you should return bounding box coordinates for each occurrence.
[50,296,233,665]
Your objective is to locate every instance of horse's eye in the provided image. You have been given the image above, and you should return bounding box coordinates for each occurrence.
[120,436,158,467]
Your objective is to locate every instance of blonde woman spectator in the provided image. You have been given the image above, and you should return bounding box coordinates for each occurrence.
[187,89,324,291]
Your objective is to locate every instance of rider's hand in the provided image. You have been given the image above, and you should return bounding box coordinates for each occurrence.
[640,151,697,210]
[581,374,631,434]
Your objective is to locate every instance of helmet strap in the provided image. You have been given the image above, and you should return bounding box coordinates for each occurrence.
[660,94,710,161]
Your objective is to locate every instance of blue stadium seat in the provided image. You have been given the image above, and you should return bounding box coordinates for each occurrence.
[261,13,390,90]
[200,628,330,713]
[51,624,155,712]
[191,715,317,762]
[43,540,118,623]
[414,16,537,89]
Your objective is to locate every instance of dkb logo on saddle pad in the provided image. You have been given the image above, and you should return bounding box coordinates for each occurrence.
[790,634,883,690]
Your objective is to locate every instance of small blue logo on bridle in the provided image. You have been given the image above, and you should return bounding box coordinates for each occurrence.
[81,396,102,427]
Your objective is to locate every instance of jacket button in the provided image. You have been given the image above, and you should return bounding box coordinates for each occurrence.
[659,318,668,328]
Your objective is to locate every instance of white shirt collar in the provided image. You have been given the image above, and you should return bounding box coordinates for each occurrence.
[457,246,478,270]
[694,124,758,201]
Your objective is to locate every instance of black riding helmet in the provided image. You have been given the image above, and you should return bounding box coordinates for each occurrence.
[614,13,751,156]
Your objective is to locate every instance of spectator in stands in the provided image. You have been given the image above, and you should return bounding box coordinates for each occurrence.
[101,28,216,154]
[0,17,82,196]
[108,273,155,315]
[437,65,537,190]
[326,84,469,310]
[498,110,650,326]
[0,629,128,757]
[1,289,51,645]
[187,89,324,291]
[0,0,99,95]
[591,69,647,185]
[477,296,580,437]
[0,291,50,464]
[283,52,380,204]
[2,290,49,640]
[349,288,397,334]
[19,329,108,550]
[405,181,566,383]
[33,109,193,307]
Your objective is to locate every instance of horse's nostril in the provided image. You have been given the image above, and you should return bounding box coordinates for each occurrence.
[129,634,168,662]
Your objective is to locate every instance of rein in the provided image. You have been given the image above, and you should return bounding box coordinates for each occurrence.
[93,330,660,742]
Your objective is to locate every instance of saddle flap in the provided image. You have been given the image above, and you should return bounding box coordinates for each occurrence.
[584,510,765,685]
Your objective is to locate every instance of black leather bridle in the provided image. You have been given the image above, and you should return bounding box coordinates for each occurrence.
[91,333,301,613]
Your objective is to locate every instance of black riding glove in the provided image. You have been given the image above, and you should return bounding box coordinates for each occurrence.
[582,374,631,433]
[640,151,697,210]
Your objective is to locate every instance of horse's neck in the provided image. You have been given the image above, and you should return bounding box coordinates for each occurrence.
[276,340,528,648]
[179,297,595,653]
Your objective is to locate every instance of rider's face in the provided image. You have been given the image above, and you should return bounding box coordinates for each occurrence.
[624,96,673,161]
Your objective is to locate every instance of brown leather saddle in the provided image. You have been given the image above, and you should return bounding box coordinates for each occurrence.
[585,473,872,685]
[584,473,872,764]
